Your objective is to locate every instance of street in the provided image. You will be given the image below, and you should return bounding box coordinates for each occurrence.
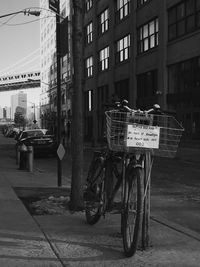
[4,132,200,235]
[0,133,200,266]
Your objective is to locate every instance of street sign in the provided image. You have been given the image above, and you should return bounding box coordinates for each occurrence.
[49,0,59,13]
[20,144,27,152]
[60,17,69,56]
[57,143,65,160]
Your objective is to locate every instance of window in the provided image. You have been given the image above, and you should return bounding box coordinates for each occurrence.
[85,56,93,77]
[85,90,93,111]
[97,85,109,140]
[99,46,109,71]
[137,0,149,7]
[98,8,109,35]
[138,18,158,54]
[168,56,200,94]
[85,22,93,44]
[116,0,130,22]
[168,0,200,41]
[84,90,93,141]
[85,0,93,12]
[116,34,130,63]
[137,70,158,98]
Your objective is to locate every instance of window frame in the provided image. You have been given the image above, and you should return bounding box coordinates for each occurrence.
[85,56,93,78]
[98,8,109,35]
[115,34,131,64]
[85,0,93,12]
[115,0,130,23]
[168,0,200,41]
[85,21,93,44]
[137,17,159,54]
[99,46,110,71]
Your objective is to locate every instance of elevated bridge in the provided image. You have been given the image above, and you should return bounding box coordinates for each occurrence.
[0,71,41,92]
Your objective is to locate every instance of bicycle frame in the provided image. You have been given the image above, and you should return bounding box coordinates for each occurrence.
[93,148,153,214]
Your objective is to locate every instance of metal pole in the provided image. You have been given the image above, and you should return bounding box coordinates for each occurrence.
[34,103,36,122]
[56,1,62,187]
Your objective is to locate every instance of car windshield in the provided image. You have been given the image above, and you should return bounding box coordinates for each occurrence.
[22,130,46,138]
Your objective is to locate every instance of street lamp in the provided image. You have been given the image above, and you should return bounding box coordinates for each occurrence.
[0,9,40,19]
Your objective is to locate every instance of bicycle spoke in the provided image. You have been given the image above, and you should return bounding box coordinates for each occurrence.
[122,168,144,257]
[85,159,106,225]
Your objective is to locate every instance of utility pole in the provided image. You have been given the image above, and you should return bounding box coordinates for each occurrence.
[56,2,62,187]
[69,0,84,210]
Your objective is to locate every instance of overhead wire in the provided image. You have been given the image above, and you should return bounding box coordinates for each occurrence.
[0,48,40,76]
[9,55,40,73]
[0,13,19,27]
[0,58,40,77]
[0,7,58,77]
[4,15,55,26]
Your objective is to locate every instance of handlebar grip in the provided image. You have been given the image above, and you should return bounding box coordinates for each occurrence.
[119,99,132,112]
[146,104,164,114]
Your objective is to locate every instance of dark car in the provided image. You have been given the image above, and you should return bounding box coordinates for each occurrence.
[16,129,57,156]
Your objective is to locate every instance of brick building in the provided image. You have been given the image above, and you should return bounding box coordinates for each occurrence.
[83,0,200,144]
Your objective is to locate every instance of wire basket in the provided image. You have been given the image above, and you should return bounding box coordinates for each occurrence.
[105,110,184,158]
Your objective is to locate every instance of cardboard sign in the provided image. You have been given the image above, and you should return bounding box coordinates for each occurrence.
[126,124,160,149]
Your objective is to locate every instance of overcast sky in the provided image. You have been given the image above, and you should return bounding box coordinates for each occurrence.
[0,0,40,107]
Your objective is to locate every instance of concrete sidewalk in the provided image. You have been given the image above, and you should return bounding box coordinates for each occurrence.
[0,136,200,266]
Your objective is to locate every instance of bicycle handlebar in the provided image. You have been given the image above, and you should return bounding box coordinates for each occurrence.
[114,100,163,115]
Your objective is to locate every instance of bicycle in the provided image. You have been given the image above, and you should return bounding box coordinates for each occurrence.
[84,100,184,257]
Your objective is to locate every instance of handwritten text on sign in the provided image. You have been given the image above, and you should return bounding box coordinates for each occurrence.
[126,124,160,149]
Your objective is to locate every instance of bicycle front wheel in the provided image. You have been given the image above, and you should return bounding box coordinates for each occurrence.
[122,167,144,257]
[85,158,106,225]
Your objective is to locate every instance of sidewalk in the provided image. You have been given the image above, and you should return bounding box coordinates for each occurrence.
[0,135,200,266]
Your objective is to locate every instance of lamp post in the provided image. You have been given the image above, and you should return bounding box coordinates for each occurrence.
[22,99,37,125]
[29,101,36,124]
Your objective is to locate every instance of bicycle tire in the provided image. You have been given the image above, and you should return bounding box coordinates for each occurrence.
[85,158,106,225]
[121,167,144,257]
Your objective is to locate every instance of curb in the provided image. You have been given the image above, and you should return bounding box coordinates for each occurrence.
[151,214,200,242]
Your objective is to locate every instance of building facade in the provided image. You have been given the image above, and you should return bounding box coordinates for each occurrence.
[11,92,27,120]
[39,0,200,144]
[83,0,200,143]
[39,0,72,137]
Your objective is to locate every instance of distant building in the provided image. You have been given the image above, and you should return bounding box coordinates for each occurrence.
[4,106,11,119]
[0,106,3,119]
[39,0,71,134]
[11,91,27,119]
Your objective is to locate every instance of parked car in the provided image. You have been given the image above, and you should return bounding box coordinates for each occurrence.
[15,129,57,156]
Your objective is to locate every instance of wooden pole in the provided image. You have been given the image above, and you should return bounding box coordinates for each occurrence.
[141,152,152,248]
[56,1,62,187]
[69,0,84,211]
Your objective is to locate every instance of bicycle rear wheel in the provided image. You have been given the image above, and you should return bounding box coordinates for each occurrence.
[122,167,144,257]
[85,158,106,225]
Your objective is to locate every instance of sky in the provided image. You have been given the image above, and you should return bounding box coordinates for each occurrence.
[0,0,40,107]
